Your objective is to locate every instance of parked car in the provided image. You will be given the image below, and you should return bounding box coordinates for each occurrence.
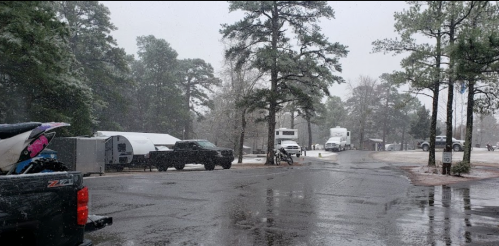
[418,136,464,152]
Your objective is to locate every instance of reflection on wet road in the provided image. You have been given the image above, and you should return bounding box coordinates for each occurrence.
[85,150,499,245]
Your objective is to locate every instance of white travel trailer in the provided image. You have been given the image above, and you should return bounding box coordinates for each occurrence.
[104,135,156,167]
[95,131,180,149]
[329,126,351,150]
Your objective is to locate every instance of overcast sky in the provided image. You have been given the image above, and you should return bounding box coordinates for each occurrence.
[100,1,449,113]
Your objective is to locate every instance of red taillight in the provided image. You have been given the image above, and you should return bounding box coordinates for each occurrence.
[77,187,89,226]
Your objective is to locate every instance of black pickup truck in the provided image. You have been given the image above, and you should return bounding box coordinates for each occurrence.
[0,122,111,246]
[148,139,234,171]
[0,171,112,246]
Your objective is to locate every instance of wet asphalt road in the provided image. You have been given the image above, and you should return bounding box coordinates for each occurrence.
[84,150,499,246]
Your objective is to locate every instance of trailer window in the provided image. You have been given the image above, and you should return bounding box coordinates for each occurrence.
[117,143,126,152]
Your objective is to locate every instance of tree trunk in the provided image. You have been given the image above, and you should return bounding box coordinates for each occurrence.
[463,80,474,163]
[232,110,241,153]
[237,108,247,163]
[232,68,242,154]
[428,27,443,167]
[446,16,456,153]
[382,86,389,151]
[400,121,406,151]
[184,80,192,139]
[307,117,312,150]
[359,120,364,150]
[266,3,279,165]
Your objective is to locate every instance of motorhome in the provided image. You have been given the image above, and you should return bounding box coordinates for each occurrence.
[274,128,301,157]
[329,126,351,150]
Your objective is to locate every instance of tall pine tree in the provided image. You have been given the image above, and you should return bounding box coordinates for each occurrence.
[221,1,348,164]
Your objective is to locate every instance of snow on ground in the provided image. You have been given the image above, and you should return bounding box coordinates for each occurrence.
[370,148,499,186]
[233,150,337,164]
[371,147,499,166]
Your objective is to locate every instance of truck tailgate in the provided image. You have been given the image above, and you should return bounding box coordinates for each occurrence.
[0,171,86,246]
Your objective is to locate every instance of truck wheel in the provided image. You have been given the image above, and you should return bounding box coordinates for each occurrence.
[453,144,462,152]
[204,160,215,171]
[296,154,301,158]
[174,163,185,170]
[221,161,232,169]
[158,164,168,172]
[422,145,429,151]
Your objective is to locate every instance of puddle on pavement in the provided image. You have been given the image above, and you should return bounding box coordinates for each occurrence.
[397,185,499,245]
[225,183,499,245]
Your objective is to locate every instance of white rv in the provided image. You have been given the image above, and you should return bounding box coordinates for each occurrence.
[274,128,301,157]
[329,126,351,150]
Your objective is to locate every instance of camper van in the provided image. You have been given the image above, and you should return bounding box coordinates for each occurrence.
[274,128,301,157]
[329,126,351,150]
